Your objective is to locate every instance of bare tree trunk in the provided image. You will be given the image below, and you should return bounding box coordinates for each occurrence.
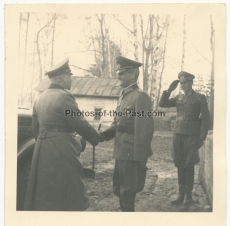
[104,18,112,78]
[112,36,116,76]
[89,21,99,75]
[156,16,170,110]
[43,15,53,73]
[112,14,139,63]
[36,31,43,83]
[119,37,122,55]
[98,37,103,77]
[149,50,156,107]
[133,14,138,61]
[150,15,163,108]
[101,14,106,77]
[36,17,55,82]
[181,15,186,71]
[142,17,150,92]
[143,15,153,93]
[143,52,150,92]
[147,15,154,97]
[209,16,215,129]
[138,15,145,90]
[51,13,56,67]
[96,14,106,77]
[140,15,145,77]
[178,15,186,94]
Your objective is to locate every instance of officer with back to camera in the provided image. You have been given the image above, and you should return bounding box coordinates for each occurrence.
[24,58,99,211]
[99,56,154,212]
[159,71,210,206]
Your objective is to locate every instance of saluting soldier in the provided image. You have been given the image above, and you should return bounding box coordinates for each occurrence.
[99,56,154,212]
[24,58,99,211]
[159,71,210,205]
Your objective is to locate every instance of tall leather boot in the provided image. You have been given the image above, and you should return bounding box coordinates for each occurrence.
[171,167,186,205]
[171,185,185,205]
[120,192,136,212]
[183,167,194,206]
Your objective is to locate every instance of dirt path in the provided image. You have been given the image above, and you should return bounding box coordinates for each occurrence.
[81,132,211,212]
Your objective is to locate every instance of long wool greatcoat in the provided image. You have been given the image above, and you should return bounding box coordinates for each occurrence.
[24,83,99,211]
[159,89,210,167]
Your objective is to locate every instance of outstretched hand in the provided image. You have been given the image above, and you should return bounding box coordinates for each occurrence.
[168,80,180,92]
[99,131,106,142]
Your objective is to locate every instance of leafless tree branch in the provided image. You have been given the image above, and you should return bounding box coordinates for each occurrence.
[111,15,134,34]
[70,64,97,76]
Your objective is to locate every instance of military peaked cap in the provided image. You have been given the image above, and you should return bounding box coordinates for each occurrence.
[116,56,143,74]
[45,58,73,77]
[178,71,195,82]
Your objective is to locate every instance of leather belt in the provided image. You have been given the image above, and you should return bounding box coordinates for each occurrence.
[39,125,75,133]
[117,125,134,134]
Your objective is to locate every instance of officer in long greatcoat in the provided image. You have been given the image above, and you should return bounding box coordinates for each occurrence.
[159,71,210,205]
[99,56,154,211]
[24,58,99,211]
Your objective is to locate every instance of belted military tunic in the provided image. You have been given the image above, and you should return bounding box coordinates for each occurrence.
[159,90,210,168]
[102,84,154,199]
[103,83,154,162]
[24,83,99,211]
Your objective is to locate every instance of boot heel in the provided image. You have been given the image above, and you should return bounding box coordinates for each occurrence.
[171,185,185,205]
[171,193,185,205]
[183,186,193,205]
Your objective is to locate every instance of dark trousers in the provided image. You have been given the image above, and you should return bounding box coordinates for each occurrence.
[172,134,200,168]
[177,166,194,192]
[173,134,198,193]
[113,160,147,212]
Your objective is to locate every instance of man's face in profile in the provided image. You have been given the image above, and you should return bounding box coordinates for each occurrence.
[63,73,73,90]
[117,70,134,88]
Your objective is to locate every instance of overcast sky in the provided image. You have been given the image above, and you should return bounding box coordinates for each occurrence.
[15,4,223,104]
[51,13,212,84]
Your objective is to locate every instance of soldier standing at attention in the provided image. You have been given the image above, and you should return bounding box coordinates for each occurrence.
[99,56,154,212]
[24,58,99,211]
[159,71,210,206]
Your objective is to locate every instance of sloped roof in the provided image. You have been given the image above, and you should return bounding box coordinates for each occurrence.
[35,76,122,97]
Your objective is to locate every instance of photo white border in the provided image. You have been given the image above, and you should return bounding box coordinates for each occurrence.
[3,2,228,226]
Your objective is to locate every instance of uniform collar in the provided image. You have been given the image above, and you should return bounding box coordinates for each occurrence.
[48,83,64,89]
[185,89,194,97]
[121,83,138,96]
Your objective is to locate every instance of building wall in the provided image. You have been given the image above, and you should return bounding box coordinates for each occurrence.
[198,134,213,208]
[74,96,119,122]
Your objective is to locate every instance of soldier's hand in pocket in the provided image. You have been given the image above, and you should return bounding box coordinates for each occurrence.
[168,80,180,92]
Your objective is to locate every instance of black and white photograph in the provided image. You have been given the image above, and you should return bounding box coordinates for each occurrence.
[4,3,226,226]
